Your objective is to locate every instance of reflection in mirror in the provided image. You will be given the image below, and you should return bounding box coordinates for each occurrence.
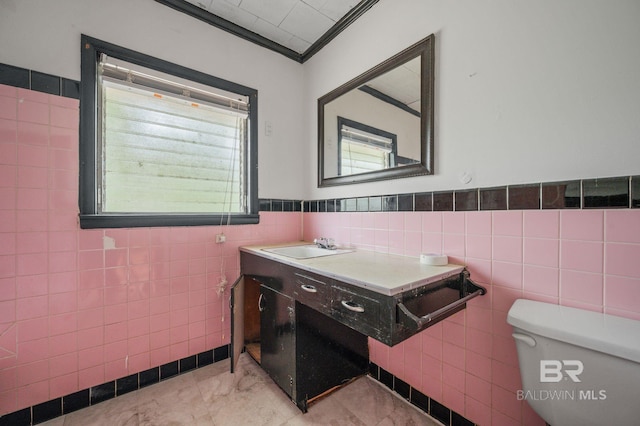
[318,35,434,187]
[338,117,398,175]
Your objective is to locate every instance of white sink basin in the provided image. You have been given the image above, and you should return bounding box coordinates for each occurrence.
[262,245,354,259]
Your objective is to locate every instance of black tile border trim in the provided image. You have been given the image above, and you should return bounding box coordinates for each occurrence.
[304,176,639,213]
[0,63,80,99]
[368,363,478,426]
[259,199,303,212]
[0,345,229,426]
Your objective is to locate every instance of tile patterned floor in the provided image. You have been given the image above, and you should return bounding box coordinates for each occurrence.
[41,354,441,425]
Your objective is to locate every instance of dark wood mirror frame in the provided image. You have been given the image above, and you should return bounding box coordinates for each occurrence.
[318,35,434,187]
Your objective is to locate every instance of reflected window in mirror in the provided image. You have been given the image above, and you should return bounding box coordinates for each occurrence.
[318,35,434,187]
[338,117,397,176]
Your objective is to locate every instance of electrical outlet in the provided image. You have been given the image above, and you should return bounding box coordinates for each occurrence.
[215,233,226,243]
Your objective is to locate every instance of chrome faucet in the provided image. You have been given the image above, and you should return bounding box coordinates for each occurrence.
[313,237,336,250]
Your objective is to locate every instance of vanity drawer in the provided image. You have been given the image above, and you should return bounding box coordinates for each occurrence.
[293,272,331,312]
[331,286,380,336]
[241,252,294,296]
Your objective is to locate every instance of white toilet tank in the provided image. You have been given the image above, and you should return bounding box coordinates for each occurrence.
[507,299,640,426]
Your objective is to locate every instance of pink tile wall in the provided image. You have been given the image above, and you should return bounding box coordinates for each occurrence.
[304,208,640,425]
[0,84,302,415]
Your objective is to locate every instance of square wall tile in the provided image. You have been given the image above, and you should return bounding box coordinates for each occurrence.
[491,385,521,422]
[442,382,464,412]
[17,166,47,189]
[30,71,61,96]
[492,211,523,237]
[560,270,603,306]
[62,79,81,100]
[464,397,491,426]
[443,212,465,234]
[560,210,603,241]
[433,192,453,211]
[493,236,522,263]
[454,190,478,211]
[605,210,640,243]
[17,143,48,167]
[491,284,523,311]
[632,176,640,208]
[397,194,413,211]
[32,398,62,424]
[523,238,559,268]
[0,232,16,256]
[0,83,18,97]
[17,122,49,147]
[18,88,49,104]
[542,180,581,209]
[583,177,629,208]
[0,137,18,163]
[465,235,491,260]
[17,100,49,125]
[0,95,17,120]
[90,381,115,405]
[466,211,491,235]
[49,127,79,151]
[414,192,432,211]
[508,184,540,210]
[605,243,640,278]
[480,187,506,210]
[63,389,90,414]
[523,265,559,297]
[523,210,559,238]
[605,275,640,313]
[16,252,48,276]
[50,105,79,129]
[465,328,492,358]
[560,240,603,274]
[0,64,29,89]
[491,359,522,394]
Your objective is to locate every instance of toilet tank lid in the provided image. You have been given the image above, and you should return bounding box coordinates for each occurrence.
[507,299,640,363]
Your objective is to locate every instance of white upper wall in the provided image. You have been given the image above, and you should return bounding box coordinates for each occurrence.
[303,0,640,199]
[0,0,306,199]
[3,0,640,202]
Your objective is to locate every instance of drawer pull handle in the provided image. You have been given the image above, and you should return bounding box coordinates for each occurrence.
[300,284,317,293]
[341,300,365,313]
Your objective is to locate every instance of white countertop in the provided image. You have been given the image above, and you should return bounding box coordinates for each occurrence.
[240,242,465,296]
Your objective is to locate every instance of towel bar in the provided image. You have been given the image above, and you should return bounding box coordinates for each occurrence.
[397,273,486,332]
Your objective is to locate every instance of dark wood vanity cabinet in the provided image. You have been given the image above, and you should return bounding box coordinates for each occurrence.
[231,249,485,411]
[259,284,295,398]
[232,252,368,412]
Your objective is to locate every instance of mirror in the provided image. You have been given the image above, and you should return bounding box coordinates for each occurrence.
[318,35,434,187]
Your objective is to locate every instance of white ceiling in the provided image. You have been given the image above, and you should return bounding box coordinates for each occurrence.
[366,56,421,112]
[174,0,371,58]
[157,0,415,113]
[185,0,360,54]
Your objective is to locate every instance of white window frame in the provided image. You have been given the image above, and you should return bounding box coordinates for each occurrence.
[337,116,397,177]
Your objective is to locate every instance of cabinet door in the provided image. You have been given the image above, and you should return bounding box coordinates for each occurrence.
[260,284,295,399]
[230,275,245,373]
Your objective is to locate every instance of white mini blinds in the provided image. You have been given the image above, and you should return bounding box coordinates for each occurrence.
[98,55,249,214]
[339,120,396,176]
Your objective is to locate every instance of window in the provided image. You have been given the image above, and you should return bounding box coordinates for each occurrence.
[79,35,258,228]
[337,117,397,176]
